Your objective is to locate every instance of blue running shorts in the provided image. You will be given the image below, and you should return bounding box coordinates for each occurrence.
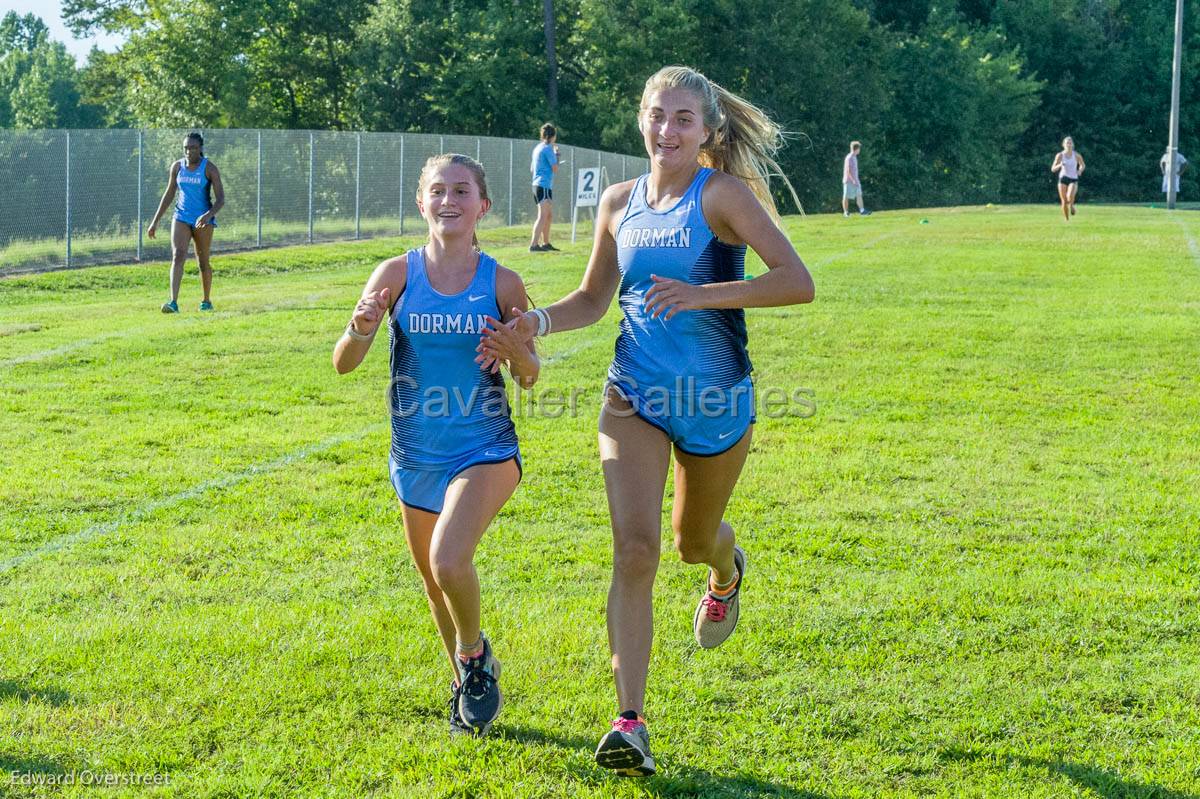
[389,445,522,514]
[607,375,755,456]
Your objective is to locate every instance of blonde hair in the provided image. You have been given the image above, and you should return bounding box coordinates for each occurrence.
[641,65,801,219]
[416,153,489,248]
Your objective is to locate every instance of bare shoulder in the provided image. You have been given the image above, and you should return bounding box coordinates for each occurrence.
[495,262,528,295]
[370,253,409,306]
[378,252,408,279]
[600,179,639,212]
[702,169,759,217]
[168,160,180,176]
[494,263,530,315]
[705,169,755,200]
[206,160,221,177]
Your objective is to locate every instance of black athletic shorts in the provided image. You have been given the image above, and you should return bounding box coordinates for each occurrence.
[1059,176,1078,185]
[534,186,553,203]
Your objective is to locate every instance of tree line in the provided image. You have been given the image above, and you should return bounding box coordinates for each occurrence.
[2,0,1195,210]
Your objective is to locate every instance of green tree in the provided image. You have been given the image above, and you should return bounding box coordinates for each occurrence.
[62,0,369,128]
[0,11,102,129]
[353,0,565,137]
[875,14,1042,206]
[573,0,889,212]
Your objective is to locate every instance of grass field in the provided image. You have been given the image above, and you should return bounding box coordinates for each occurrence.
[1,204,1198,798]
[0,215,483,275]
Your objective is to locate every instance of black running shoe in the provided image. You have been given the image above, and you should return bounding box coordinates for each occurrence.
[448,681,474,737]
[542,243,561,252]
[456,634,502,734]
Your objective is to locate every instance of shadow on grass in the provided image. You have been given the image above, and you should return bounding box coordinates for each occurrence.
[0,752,71,777]
[0,679,70,706]
[499,724,839,798]
[0,681,76,781]
[940,747,1198,799]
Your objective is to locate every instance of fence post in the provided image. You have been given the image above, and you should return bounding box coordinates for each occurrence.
[398,134,405,236]
[508,139,514,227]
[355,132,361,240]
[476,137,481,163]
[308,131,315,244]
[569,146,575,234]
[136,130,143,262]
[439,135,444,154]
[256,131,262,247]
[65,131,71,269]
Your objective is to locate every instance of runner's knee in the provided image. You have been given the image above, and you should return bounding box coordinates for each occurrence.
[673,525,716,564]
[612,531,660,579]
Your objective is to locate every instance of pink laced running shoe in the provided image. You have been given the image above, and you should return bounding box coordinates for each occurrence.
[693,545,746,649]
[594,712,655,776]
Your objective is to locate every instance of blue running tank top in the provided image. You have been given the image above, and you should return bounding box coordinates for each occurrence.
[388,247,518,469]
[610,167,751,394]
[174,157,212,223]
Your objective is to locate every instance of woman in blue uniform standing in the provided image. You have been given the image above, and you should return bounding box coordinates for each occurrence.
[480,65,814,775]
[147,132,225,313]
[333,154,538,737]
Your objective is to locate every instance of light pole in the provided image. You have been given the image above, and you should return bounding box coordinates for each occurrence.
[1167,0,1184,209]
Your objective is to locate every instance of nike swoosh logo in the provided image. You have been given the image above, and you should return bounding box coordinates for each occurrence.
[469,294,487,302]
[718,431,734,440]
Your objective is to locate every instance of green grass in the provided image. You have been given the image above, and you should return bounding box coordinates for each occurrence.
[0,214,532,274]
[1,205,1198,798]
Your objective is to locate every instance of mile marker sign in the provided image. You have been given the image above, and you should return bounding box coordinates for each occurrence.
[576,168,601,207]
[572,167,605,242]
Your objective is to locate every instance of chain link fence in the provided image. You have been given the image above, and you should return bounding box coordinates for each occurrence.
[0,129,649,276]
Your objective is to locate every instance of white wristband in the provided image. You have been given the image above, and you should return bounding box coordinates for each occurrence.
[345,321,375,341]
[532,308,550,337]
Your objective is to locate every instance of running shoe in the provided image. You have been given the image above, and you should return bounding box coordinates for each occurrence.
[456,633,502,734]
[594,712,655,776]
[693,545,746,649]
[161,300,179,314]
[859,209,872,216]
[529,243,547,252]
[447,681,474,737]
[542,243,560,252]
[199,300,214,311]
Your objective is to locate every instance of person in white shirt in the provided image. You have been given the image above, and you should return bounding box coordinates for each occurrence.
[842,141,869,217]
[1050,136,1085,221]
[1161,149,1188,198]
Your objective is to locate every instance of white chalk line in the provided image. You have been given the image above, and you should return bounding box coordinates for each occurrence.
[1171,215,1200,268]
[810,230,903,268]
[3,228,879,371]
[2,234,866,574]
[0,424,384,576]
[0,291,345,370]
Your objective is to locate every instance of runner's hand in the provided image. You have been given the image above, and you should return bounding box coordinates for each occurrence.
[477,310,537,372]
[351,287,391,336]
[644,274,704,321]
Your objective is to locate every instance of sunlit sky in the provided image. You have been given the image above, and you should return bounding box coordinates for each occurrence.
[3,0,127,63]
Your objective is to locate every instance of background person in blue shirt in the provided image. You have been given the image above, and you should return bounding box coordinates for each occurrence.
[529,123,560,252]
